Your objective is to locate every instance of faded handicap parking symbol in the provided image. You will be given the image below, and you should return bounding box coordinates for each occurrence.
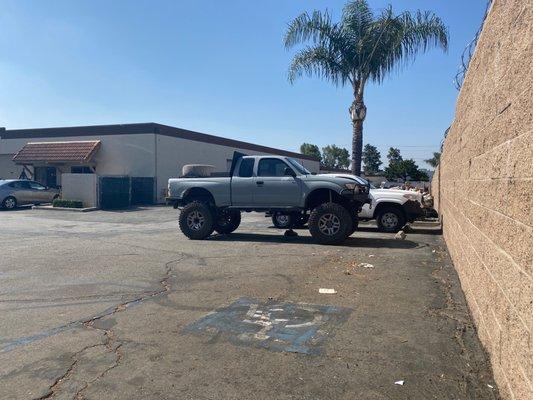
[183,297,351,354]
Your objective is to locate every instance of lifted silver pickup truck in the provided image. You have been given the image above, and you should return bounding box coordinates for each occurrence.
[167,153,370,244]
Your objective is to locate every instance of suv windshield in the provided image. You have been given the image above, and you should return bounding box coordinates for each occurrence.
[287,158,310,175]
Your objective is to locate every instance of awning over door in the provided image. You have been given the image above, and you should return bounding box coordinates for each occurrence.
[12,141,101,165]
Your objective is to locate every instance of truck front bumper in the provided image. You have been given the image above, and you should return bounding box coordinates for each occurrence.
[340,189,371,205]
[404,200,424,220]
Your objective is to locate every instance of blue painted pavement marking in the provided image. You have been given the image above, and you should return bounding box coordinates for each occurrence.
[183,297,351,354]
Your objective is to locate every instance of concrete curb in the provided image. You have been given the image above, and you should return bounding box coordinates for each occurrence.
[32,205,99,212]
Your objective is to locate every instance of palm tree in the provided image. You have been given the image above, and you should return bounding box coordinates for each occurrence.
[424,152,441,168]
[285,0,448,175]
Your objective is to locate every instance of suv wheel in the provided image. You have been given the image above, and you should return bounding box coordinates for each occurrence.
[271,212,308,229]
[179,202,215,239]
[2,196,17,210]
[272,212,292,229]
[214,209,241,234]
[308,203,352,245]
[376,206,405,233]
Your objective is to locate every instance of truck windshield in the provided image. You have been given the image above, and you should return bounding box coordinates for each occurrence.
[287,158,310,175]
[357,177,376,189]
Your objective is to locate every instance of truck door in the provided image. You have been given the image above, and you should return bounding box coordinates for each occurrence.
[231,158,255,206]
[254,158,301,207]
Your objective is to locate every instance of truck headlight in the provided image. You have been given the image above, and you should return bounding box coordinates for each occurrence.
[403,193,419,201]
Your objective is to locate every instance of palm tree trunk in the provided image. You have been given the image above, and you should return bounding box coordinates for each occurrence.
[349,98,366,176]
[350,79,367,176]
[351,117,364,175]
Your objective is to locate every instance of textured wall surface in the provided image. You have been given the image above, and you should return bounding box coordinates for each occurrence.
[0,154,22,179]
[61,173,98,208]
[432,1,532,398]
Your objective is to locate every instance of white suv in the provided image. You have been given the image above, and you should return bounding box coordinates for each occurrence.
[269,175,426,233]
[358,187,424,232]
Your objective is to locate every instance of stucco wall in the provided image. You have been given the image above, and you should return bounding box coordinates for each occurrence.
[432,1,532,398]
[0,154,22,180]
[61,173,98,208]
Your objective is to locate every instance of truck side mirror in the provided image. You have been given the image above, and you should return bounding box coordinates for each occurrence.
[284,167,296,177]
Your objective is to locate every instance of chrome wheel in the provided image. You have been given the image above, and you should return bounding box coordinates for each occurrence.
[186,210,205,231]
[318,213,341,236]
[381,212,399,229]
[275,214,290,227]
[4,197,16,209]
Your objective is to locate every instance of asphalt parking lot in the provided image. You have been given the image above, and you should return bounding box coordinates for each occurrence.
[0,207,499,399]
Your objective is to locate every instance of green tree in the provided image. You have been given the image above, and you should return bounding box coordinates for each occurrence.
[418,169,430,181]
[387,147,403,165]
[300,143,322,162]
[384,159,429,181]
[424,152,441,168]
[285,0,448,175]
[362,144,382,174]
[322,145,350,169]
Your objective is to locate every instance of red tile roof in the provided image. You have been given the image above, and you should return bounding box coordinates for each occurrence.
[12,141,101,164]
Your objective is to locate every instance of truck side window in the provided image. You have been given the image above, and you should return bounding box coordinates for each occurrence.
[238,158,254,178]
[257,159,289,177]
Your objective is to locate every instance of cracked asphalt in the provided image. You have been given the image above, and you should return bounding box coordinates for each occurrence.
[0,206,499,399]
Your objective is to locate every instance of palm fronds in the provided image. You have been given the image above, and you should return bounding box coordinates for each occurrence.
[284,0,449,175]
[288,45,350,86]
[285,0,449,86]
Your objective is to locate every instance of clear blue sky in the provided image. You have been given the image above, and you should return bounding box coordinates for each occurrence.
[0,0,487,168]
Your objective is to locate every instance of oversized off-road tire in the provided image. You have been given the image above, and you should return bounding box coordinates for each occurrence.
[376,206,405,233]
[347,213,359,236]
[298,213,310,227]
[214,209,241,234]
[2,196,17,210]
[178,201,215,240]
[271,212,308,229]
[308,202,352,245]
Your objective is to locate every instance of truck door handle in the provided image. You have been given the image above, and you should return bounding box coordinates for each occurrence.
[256,181,264,186]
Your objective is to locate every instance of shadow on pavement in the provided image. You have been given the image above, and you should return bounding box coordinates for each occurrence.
[0,206,33,212]
[268,224,442,236]
[98,205,167,213]
[404,227,442,235]
[356,226,442,235]
[208,232,419,249]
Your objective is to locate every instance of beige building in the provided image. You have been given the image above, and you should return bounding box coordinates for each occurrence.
[0,123,320,204]
[432,1,532,398]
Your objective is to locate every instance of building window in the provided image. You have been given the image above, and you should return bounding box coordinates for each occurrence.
[71,166,93,174]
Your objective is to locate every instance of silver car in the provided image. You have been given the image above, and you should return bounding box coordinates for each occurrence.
[0,180,60,209]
